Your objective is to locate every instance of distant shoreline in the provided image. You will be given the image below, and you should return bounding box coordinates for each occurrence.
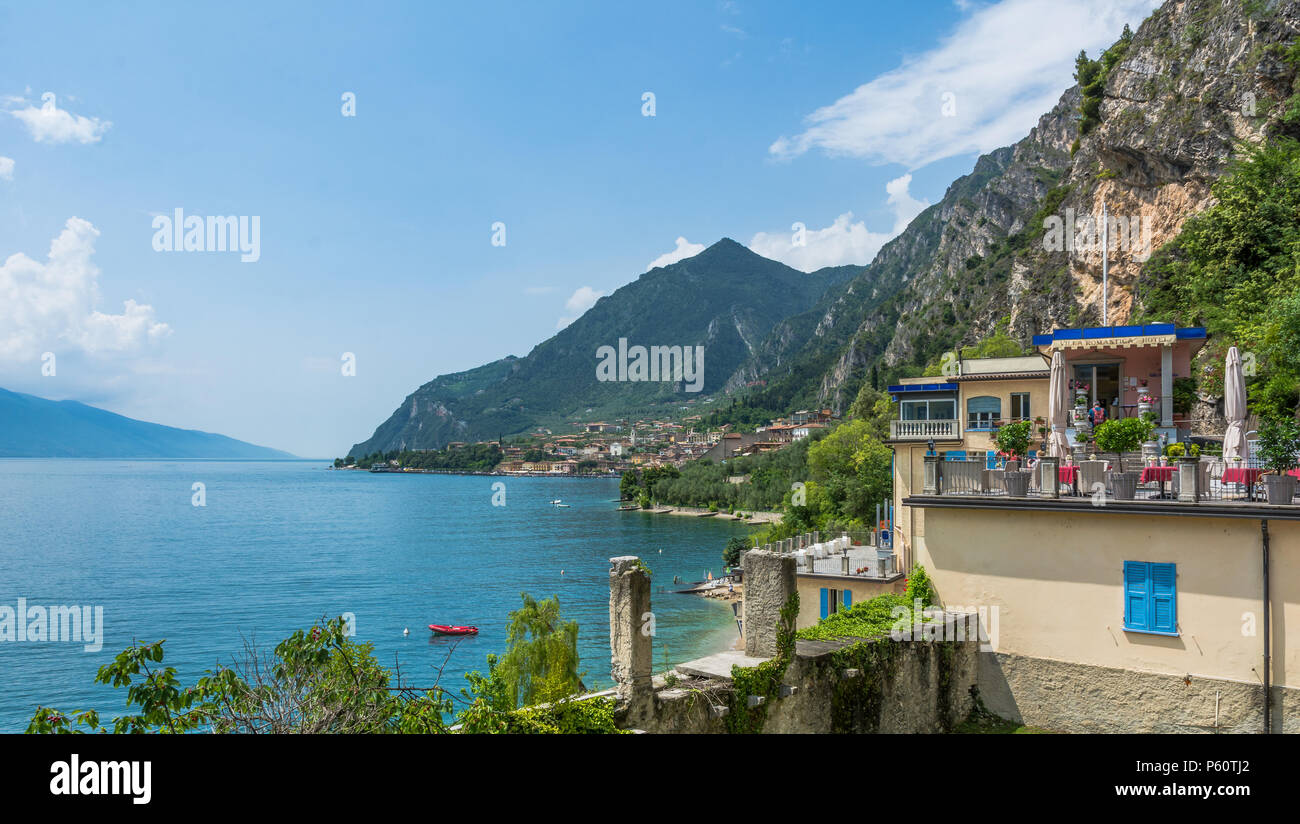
[620,505,782,524]
[332,466,621,479]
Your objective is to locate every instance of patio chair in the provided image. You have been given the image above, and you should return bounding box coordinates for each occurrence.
[1079,460,1108,497]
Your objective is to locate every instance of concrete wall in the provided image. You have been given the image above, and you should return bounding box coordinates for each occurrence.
[634,627,980,735]
[913,504,1300,732]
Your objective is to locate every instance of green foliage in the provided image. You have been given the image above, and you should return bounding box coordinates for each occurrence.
[722,535,750,567]
[480,593,582,709]
[28,618,455,734]
[992,420,1033,458]
[1074,25,1132,136]
[1093,416,1154,456]
[905,563,936,608]
[1256,416,1300,473]
[629,436,816,512]
[796,592,913,642]
[1141,138,1300,419]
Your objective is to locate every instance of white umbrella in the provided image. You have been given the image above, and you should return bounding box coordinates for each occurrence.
[1223,346,1249,461]
[1047,350,1072,458]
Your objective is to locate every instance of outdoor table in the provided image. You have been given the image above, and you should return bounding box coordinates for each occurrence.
[1139,465,1175,498]
[1059,465,1079,495]
[1222,466,1264,501]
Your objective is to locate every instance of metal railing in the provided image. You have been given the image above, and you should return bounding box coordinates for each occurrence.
[751,530,903,579]
[925,455,1299,505]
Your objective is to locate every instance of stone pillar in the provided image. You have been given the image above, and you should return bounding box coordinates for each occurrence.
[923,455,939,494]
[742,549,797,658]
[1039,456,1060,499]
[1161,344,1173,428]
[1177,459,1199,502]
[609,556,652,704]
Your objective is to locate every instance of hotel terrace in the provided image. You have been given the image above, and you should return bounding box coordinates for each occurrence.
[884,324,1299,733]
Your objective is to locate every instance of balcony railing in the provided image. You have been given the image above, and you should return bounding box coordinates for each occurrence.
[890,419,960,441]
[919,455,1299,506]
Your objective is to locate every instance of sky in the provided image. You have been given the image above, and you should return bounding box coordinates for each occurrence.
[0,0,1160,458]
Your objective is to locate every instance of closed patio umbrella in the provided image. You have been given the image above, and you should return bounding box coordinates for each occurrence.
[1223,345,1249,461]
[1047,350,1072,458]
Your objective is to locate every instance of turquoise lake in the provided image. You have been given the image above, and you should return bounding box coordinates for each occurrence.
[0,461,750,731]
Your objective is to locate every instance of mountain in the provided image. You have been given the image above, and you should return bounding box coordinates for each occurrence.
[724,0,1300,418]
[0,388,296,459]
[348,239,862,455]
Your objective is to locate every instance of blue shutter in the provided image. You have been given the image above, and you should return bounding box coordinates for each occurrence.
[1123,562,1149,632]
[819,588,829,619]
[946,450,967,461]
[1150,563,1177,634]
[986,450,997,470]
[843,589,852,609]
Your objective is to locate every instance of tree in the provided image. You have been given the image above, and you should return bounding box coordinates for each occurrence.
[484,593,582,709]
[722,535,750,567]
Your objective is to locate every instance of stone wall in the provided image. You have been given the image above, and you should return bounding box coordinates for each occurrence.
[606,554,980,734]
[980,651,1300,734]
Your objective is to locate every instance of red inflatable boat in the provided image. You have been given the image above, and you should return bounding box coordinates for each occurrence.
[428,624,479,636]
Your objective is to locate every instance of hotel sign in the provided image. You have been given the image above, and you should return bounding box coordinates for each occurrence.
[1049,334,1175,350]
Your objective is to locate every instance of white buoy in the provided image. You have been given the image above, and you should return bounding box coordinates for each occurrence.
[403,628,409,637]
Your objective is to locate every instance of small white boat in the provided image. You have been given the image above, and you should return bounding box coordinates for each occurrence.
[549,499,563,505]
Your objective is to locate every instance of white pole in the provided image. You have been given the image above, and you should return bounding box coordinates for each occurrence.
[1101,201,1108,325]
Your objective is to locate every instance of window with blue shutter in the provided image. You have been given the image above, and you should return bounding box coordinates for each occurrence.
[1123,561,1177,636]
[842,589,852,609]
[819,588,829,619]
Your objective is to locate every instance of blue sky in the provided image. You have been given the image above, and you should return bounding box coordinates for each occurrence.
[0,0,1159,457]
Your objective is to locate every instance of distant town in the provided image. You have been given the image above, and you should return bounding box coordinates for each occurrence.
[334,407,839,475]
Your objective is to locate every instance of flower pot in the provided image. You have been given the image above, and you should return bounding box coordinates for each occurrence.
[1108,471,1138,501]
[1264,474,1297,505]
[1003,470,1031,497]
[1005,459,1022,472]
[1137,402,1152,417]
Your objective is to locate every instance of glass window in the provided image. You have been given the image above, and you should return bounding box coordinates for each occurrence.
[967,396,1000,429]
[901,400,928,420]
[930,400,955,420]
[1011,393,1030,420]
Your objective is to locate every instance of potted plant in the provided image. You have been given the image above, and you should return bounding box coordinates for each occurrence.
[1094,417,1154,500]
[1137,393,1157,418]
[1256,417,1300,504]
[993,419,1033,496]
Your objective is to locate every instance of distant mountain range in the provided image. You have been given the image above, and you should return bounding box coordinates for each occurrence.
[348,239,862,455]
[350,0,1300,457]
[0,388,295,459]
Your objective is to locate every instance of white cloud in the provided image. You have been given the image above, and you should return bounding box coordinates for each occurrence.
[0,156,13,180]
[556,285,606,329]
[647,236,706,271]
[748,173,930,271]
[7,92,111,144]
[769,0,1159,169]
[0,217,170,362]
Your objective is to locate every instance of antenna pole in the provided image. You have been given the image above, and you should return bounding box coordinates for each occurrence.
[1101,201,1109,325]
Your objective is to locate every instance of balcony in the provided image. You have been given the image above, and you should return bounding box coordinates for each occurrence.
[890,419,961,441]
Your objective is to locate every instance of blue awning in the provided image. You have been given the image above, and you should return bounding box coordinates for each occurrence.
[886,382,958,394]
[1031,325,1206,346]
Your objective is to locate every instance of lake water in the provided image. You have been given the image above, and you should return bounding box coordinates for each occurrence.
[0,461,750,731]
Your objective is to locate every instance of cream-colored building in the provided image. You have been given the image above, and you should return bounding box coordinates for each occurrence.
[887,324,1296,733]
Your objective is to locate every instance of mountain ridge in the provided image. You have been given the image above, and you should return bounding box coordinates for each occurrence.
[0,388,296,459]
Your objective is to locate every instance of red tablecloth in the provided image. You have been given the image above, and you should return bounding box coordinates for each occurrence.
[1222,467,1264,485]
[1059,466,1079,485]
[1289,468,1300,480]
[1139,466,1175,484]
